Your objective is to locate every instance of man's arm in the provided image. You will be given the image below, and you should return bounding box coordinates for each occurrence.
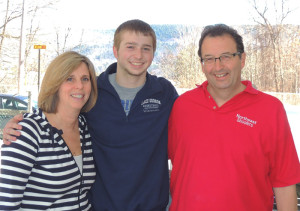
[2,114,23,145]
[273,184,298,211]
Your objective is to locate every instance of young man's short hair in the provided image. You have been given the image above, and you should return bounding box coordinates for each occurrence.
[113,19,157,53]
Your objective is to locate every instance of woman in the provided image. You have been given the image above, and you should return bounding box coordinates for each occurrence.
[0,51,98,210]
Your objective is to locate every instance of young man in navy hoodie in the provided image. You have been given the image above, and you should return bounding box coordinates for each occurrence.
[2,19,178,210]
[86,19,178,210]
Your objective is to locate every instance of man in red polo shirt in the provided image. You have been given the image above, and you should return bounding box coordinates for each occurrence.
[168,24,300,211]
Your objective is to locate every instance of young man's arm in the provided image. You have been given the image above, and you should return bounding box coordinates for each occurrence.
[2,114,23,145]
[273,185,298,211]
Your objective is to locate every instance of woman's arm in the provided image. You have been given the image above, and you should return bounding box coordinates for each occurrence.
[0,120,38,210]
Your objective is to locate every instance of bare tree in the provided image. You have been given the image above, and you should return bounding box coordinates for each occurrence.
[0,0,22,55]
[55,27,71,55]
[160,25,205,89]
[249,0,294,92]
[0,0,23,92]
[0,0,58,93]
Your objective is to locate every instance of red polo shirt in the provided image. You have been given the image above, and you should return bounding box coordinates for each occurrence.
[168,81,300,211]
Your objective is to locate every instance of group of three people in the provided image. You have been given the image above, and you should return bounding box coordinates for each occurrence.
[0,19,299,210]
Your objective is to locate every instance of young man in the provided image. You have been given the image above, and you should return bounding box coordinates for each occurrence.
[86,19,178,210]
[2,20,178,210]
[168,24,300,210]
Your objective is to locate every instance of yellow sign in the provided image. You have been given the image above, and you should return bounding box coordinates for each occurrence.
[34,45,46,49]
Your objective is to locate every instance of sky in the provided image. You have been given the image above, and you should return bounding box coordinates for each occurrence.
[53,0,300,29]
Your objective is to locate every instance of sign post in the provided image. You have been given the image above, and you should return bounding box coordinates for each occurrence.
[34,45,46,92]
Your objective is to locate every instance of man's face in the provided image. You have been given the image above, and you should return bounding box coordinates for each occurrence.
[201,34,246,94]
[113,31,154,79]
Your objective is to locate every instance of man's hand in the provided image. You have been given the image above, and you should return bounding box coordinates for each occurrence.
[2,114,23,145]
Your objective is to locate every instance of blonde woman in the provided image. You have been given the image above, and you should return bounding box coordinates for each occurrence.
[0,51,97,210]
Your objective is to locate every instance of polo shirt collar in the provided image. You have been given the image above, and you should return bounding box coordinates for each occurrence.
[197,80,259,95]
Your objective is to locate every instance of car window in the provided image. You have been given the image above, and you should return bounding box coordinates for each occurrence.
[3,98,15,109]
[15,100,27,110]
[1,97,28,110]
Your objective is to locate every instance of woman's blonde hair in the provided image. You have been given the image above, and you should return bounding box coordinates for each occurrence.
[38,51,98,113]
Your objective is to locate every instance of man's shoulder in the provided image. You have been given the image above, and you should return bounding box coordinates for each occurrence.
[149,74,173,84]
[147,74,177,93]
[97,62,117,80]
[172,87,202,107]
[180,87,201,97]
[97,70,107,81]
[254,90,284,106]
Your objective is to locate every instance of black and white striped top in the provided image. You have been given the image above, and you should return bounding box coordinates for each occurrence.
[0,109,96,210]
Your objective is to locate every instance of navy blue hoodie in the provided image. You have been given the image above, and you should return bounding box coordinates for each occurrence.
[86,63,178,211]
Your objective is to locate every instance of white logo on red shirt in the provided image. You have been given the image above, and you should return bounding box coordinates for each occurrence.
[236,114,257,127]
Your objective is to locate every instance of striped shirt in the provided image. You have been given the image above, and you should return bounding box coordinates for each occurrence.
[0,109,96,210]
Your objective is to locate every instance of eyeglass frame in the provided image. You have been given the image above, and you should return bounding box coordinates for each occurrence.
[201,52,241,65]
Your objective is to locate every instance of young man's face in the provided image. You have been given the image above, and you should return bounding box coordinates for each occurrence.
[201,34,246,94]
[113,31,154,79]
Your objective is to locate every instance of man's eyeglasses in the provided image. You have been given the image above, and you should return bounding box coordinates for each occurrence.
[201,52,241,65]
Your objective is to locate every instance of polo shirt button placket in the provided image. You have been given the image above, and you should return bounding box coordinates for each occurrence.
[208,96,217,110]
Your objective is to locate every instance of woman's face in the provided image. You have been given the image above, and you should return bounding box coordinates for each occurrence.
[57,62,92,112]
